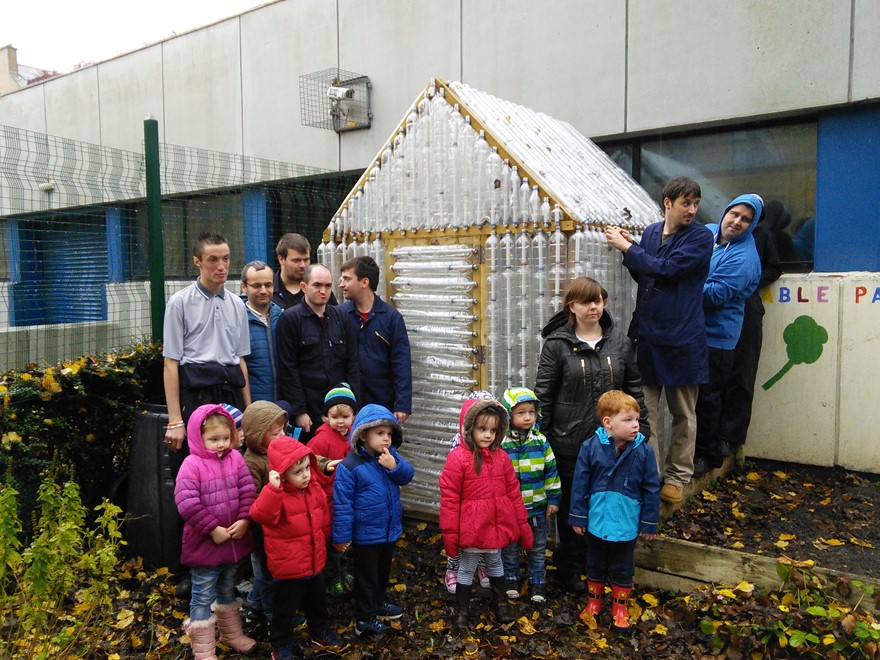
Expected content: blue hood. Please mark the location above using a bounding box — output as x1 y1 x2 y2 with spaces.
712 193 763 245
349 403 403 450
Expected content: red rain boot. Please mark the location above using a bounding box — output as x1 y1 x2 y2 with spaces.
582 581 605 617
610 584 632 634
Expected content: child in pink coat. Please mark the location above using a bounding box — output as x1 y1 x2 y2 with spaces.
439 397 533 632
174 403 256 659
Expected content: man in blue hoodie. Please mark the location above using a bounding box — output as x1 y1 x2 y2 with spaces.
692 194 763 478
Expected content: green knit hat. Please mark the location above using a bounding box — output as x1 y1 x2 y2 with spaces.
501 387 540 417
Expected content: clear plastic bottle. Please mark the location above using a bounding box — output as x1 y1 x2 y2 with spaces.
473 130 491 226
549 204 567 312
500 159 511 227
484 229 501 394
515 226 534 386
508 164 520 227
519 176 531 227
485 146 503 227
457 116 476 227
568 221 587 280
531 223 550 344
499 228 516 389
529 185 541 227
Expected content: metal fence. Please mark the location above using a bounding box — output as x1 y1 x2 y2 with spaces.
0 123 357 372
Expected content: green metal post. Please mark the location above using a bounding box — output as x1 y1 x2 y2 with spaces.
144 116 165 343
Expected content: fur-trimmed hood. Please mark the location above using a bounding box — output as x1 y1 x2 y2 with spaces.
349 403 403 450
458 397 509 451
242 400 288 454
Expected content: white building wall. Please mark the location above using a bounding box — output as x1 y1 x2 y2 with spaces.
1 1 877 170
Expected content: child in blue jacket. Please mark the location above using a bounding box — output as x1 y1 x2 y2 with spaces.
569 390 660 634
332 404 414 637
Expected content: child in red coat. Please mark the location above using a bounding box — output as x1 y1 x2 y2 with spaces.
307 382 357 596
439 397 534 632
249 437 347 658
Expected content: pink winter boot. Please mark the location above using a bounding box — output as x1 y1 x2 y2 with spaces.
212 599 257 653
184 616 218 660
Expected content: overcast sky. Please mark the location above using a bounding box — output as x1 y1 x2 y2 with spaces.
2 1 269 73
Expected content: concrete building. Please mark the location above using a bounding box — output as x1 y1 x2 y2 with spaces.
0 0 878 472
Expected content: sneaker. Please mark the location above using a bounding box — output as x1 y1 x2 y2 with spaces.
692 456 710 479
377 601 403 620
445 569 458 594
505 580 520 600
310 629 350 652
356 618 389 636
477 565 490 589
270 646 293 660
529 584 546 604
327 581 347 597
660 483 683 503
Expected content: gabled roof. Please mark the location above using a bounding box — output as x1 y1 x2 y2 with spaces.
446 80 660 227
330 77 660 237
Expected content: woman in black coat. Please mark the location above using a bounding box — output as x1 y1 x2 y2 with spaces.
534 277 649 592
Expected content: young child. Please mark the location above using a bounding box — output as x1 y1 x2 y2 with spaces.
332 404 414 637
443 390 495 594
308 382 357 597
439 396 534 632
500 387 561 604
174 404 257 658
249 436 347 658
569 390 660 634
241 400 289 620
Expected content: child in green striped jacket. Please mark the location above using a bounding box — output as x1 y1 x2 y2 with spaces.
500 387 562 604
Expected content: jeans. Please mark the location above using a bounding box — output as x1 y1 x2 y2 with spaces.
502 512 548 586
247 546 275 620
190 563 239 621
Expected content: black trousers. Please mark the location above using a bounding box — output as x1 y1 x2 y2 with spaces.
553 469 588 579
352 541 394 620
270 573 328 648
695 347 736 468
719 308 764 450
586 532 636 586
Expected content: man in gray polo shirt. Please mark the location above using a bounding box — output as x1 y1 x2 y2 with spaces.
163 231 251 452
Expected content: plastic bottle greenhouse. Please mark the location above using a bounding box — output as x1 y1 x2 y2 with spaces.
318 78 662 518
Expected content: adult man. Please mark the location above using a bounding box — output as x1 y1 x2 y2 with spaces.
276 263 360 441
718 223 782 457
339 256 412 424
604 176 714 504
240 260 283 404
163 232 251 452
272 233 337 309
692 194 764 478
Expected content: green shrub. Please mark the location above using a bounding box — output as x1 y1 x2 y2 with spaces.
0 343 163 539
0 460 125 658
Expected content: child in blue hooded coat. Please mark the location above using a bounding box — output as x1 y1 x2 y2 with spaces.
569 390 660 635
332 404 414 637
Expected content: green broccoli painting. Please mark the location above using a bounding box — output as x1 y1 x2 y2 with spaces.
762 315 829 390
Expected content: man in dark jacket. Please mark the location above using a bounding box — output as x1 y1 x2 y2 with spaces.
272 233 338 309
605 176 714 504
339 256 412 424
276 264 360 441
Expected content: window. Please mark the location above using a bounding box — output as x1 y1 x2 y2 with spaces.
600 121 817 270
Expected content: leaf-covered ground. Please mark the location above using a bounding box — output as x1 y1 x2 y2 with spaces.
663 459 880 579
99 463 880 660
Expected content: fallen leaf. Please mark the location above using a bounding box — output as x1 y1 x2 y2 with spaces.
641 593 659 607
773 471 788 480
516 616 537 635
416 522 427 531
650 623 668 635
114 609 135 629
428 619 446 632
394 583 407 592
849 537 874 548
819 538 846 547
746 472 760 481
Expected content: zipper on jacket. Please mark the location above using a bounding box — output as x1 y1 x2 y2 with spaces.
375 330 391 347
606 356 613 388
580 357 587 385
